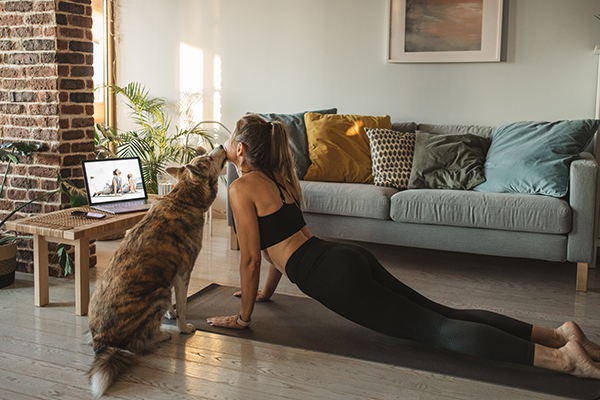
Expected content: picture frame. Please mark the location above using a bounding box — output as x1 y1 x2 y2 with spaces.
387 0 504 63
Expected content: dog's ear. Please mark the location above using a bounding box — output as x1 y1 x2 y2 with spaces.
195 146 207 156
166 166 185 179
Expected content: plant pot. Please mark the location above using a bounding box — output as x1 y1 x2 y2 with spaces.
0 242 17 288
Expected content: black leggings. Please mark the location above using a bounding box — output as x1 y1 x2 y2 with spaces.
285 237 535 365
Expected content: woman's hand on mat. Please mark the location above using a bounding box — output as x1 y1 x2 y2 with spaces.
206 315 247 329
233 290 270 302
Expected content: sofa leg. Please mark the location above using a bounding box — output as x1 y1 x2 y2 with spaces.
230 226 239 250
576 262 589 292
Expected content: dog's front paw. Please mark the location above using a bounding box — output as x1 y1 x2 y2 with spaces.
179 323 196 334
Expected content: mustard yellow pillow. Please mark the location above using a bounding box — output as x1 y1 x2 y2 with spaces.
303 113 392 183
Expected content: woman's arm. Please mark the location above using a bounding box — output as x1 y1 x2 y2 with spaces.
259 262 282 301
234 257 282 301
207 180 262 329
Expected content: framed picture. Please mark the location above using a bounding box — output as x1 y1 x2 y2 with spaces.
388 0 503 63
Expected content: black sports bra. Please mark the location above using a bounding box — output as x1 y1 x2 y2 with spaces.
256 171 306 250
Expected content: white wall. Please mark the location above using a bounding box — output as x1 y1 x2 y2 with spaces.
114 0 600 208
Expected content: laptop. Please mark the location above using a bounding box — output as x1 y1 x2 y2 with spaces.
81 157 155 214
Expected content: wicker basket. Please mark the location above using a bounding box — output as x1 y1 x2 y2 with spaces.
0 242 17 289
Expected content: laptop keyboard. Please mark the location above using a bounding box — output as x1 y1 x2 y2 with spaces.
97 199 147 209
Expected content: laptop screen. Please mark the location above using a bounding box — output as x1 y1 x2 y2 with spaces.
82 157 149 205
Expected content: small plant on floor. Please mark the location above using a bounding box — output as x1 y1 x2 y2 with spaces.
0 143 61 245
0 142 61 287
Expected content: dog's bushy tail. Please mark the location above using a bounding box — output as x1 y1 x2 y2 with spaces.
89 346 136 398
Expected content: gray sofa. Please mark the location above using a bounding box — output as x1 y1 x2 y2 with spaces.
227 122 598 291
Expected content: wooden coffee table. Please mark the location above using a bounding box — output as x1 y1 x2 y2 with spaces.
6 206 148 315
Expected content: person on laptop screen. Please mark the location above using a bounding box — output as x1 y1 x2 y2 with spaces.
92 169 123 197
124 173 137 193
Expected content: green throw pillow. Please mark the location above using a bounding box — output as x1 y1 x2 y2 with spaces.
252 108 337 179
408 131 491 190
473 120 599 197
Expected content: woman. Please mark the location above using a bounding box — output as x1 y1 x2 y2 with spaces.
207 114 600 379
122 173 137 194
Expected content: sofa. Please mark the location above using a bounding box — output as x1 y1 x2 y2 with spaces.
227 116 599 292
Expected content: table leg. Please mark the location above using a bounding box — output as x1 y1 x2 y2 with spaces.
209 205 213 236
74 238 90 316
577 262 589 292
33 235 49 307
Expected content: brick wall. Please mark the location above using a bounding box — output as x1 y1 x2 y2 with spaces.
0 0 96 276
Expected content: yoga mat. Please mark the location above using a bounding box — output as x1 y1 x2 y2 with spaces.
164 284 600 400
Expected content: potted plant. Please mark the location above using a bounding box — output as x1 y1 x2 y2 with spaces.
94 82 228 193
0 142 60 288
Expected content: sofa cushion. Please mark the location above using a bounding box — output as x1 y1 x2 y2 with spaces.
300 180 398 220
392 121 417 132
390 189 571 234
474 120 600 197
252 108 337 179
408 131 490 190
366 128 415 190
303 113 392 184
417 123 495 138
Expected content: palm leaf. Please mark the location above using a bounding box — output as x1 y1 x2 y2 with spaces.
57 244 73 276
95 123 120 143
0 151 18 165
0 142 42 158
110 83 170 139
57 174 88 207
0 142 43 197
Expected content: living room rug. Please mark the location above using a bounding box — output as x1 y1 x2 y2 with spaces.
164 283 600 400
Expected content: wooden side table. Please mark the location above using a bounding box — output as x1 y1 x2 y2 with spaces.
6 206 147 315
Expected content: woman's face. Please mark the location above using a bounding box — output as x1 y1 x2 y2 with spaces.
224 131 238 163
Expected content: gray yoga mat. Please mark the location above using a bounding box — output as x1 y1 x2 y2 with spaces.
164 283 600 400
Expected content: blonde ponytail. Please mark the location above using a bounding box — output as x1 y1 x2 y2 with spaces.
233 114 304 204
269 121 303 205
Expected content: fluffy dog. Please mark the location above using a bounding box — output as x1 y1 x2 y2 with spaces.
87 146 226 397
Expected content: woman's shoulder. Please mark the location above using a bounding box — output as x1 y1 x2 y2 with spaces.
229 172 266 195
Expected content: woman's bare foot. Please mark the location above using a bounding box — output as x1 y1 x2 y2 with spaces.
559 341 600 379
557 322 600 362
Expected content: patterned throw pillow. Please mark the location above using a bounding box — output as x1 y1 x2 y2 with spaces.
366 128 416 190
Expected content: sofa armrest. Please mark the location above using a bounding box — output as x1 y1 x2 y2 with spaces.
226 162 239 227
567 152 598 264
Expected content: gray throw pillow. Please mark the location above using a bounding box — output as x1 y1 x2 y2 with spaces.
252 108 338 179
408 131 491 190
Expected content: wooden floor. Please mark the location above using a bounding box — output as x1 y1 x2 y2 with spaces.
1 218 599 400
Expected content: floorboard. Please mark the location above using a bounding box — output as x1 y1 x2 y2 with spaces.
0 218 596 399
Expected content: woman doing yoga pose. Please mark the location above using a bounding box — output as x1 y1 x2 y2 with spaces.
207 114 600 379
